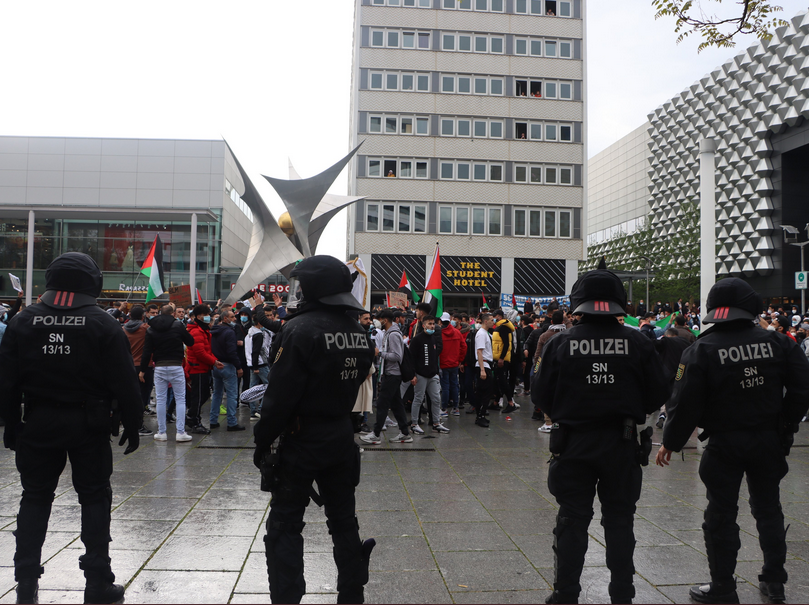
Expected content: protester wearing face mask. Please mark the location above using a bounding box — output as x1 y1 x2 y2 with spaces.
185 303 225 434
439 312 467 417
408 315 450 434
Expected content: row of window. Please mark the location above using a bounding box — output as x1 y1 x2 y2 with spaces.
513 207 573 238
366 157 575 185
440 32 505 54
369 0 573 18
369 28 575 59
366 202 428 233
369 113 575 141
225 180 253 223
586 217 647 246
515 38 572 58
365 70 577 100
370 29 431 49
363 202 573 238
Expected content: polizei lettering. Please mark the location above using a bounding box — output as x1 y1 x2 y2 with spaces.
32 315 86 327
717 342 774 365
324 332 369 350
569 338 629 356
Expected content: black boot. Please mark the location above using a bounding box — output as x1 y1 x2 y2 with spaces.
15 578 38 604
689 583 739 604
83 582 125 604
546 590 578 604
759 581 785 604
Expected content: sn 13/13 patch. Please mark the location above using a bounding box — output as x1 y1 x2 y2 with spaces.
274 347 283 364
675 364 685 381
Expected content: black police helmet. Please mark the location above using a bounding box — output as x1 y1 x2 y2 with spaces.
569 270 627 316
702 278 761 324
290 255 366 312
39 252 103 309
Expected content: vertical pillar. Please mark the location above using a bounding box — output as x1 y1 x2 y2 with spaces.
25 210 34 306
190 213 198 304
699 139 717 322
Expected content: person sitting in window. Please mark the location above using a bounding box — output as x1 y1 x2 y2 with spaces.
519 133 526 139
533 91 542 98
519 91 527 97
386 170 396 177
546 8 555 15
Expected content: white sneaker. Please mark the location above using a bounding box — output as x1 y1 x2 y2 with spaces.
410 424 424 435
538 424 552 433
390 433 414 443
176 432 192 442
384 417 398 427
432 423 450 434
153 432 167 442
360 432 382 445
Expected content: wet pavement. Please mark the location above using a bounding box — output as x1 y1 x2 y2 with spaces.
1 390 809 604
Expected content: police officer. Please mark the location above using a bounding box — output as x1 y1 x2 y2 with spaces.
0 253 142 605
656 278 809 605
532 269 668 604
253 256 375 604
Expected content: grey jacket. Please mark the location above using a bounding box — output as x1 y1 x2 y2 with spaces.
379 323 404 376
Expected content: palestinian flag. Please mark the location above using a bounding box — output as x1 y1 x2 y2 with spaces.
512 293 518 309
398 270 420 303
140 235 164 303
481 293 489 310
423 243 443 317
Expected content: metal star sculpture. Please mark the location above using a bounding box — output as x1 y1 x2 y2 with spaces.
223 141 364 304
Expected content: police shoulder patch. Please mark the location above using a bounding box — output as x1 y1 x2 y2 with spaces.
533 357 541 374
274 347 283 364
675 363 685 381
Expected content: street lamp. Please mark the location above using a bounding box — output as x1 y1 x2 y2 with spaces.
780 224 809 315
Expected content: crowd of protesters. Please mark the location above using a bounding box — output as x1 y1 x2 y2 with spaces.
1 288 807 440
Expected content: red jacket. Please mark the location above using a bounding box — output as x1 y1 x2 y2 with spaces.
186 321 218 374
439 323 467 369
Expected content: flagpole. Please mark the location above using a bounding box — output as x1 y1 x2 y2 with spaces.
125 272 143 304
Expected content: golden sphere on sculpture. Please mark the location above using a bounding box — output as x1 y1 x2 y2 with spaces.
278 212 295 236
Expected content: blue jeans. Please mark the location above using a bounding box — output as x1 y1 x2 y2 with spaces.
249 365 270 413
211 362 239 427
440 367 459 410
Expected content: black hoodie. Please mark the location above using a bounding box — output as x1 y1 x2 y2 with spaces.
409 330 440 378
141 313 194 371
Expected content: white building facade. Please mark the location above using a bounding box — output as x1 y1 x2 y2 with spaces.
347 0 586 310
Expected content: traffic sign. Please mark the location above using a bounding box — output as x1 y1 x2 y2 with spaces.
796 272 808 290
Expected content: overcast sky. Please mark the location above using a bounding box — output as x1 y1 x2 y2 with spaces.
1 0 806 260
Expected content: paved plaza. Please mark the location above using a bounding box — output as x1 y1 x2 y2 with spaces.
1 391 809 604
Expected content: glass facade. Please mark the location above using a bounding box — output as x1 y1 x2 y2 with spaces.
0 215 231 301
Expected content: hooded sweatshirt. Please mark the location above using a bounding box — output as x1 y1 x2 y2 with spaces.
123 319 149 366
141 313 195 371
492 318 515 363
439 323 467 369
410 330 440 378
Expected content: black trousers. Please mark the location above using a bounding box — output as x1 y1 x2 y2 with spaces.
265 434 367 604
494 363 513 403
139 366 154 412
699 430 789 587
548 429 641 601
372 374 409 437
187 372 211 427
474 367 494 418
14 404 114 583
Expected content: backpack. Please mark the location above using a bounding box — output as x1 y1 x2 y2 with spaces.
399 344 416 383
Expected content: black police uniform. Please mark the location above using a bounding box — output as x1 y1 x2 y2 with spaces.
531 270 669 604
253 256 375 604
0 253 142 604
662 278 809 604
